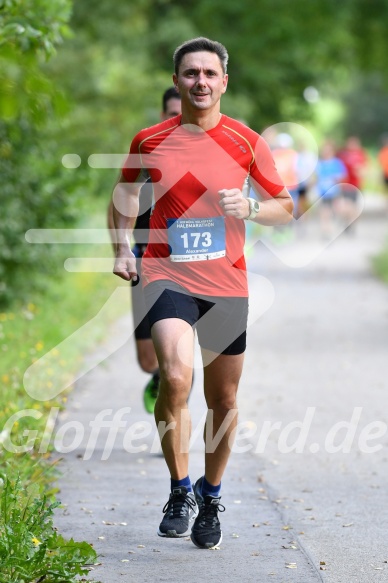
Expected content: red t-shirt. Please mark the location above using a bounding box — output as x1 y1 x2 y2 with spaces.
337 147 367 189
378 146 388 177
122 114 284 297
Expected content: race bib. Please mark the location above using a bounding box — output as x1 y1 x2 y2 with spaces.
167 217 226 262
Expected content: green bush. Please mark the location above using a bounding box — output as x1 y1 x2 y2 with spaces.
0 0 81 308
0 119 88 307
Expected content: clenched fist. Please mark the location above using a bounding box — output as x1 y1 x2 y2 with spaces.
218 189 250 219
113 249 138 282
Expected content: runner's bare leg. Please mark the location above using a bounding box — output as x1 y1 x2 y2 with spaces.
135 338 158 373
201 350 244 485
151 318 194 479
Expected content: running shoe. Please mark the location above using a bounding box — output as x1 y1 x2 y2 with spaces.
191 478 225 549
143 375 159 414
192 476 205 511
157 486 198 537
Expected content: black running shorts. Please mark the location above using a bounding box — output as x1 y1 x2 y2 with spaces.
131 251 152 341
143 279 248 355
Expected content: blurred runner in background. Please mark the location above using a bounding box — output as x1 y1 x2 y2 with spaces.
295 141 316 219
337 136 368 231
378 134 388 212
315 140 347 238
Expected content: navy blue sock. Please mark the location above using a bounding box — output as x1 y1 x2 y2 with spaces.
201 476 221 498
171 475 192 492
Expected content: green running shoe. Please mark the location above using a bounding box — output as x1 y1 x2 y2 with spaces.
143 375 159 414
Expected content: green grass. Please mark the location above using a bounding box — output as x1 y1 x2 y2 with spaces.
373 241 388 283
0 238 127 463
0 204 126 582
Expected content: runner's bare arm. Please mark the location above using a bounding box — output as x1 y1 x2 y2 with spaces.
250 187 294 225
112 172 144 281
107 199 115 249
219 187 293 225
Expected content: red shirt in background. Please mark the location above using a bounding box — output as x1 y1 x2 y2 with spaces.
337 140 368 190
378 146 388 179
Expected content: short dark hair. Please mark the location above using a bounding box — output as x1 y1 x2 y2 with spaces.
162 86 181 113
173 37 228 75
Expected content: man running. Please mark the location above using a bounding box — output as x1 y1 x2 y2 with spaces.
337 136 368 231
378 134 388 212
112 37 293 549
108 87 182 414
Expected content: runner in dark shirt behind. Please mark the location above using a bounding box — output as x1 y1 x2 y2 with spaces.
107 87 182 413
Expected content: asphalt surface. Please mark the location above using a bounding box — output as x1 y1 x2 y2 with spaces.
54 194 388 582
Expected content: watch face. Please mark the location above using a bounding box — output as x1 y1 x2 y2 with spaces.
253 200 260 213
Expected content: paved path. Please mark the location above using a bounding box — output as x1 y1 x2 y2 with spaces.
55 195 388 582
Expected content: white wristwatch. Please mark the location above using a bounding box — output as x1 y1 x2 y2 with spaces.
245 197 260 220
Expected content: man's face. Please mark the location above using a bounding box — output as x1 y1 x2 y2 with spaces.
173 51 228 112
161 97 182 121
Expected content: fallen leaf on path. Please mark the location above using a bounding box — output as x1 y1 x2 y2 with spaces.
286 562 297 569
